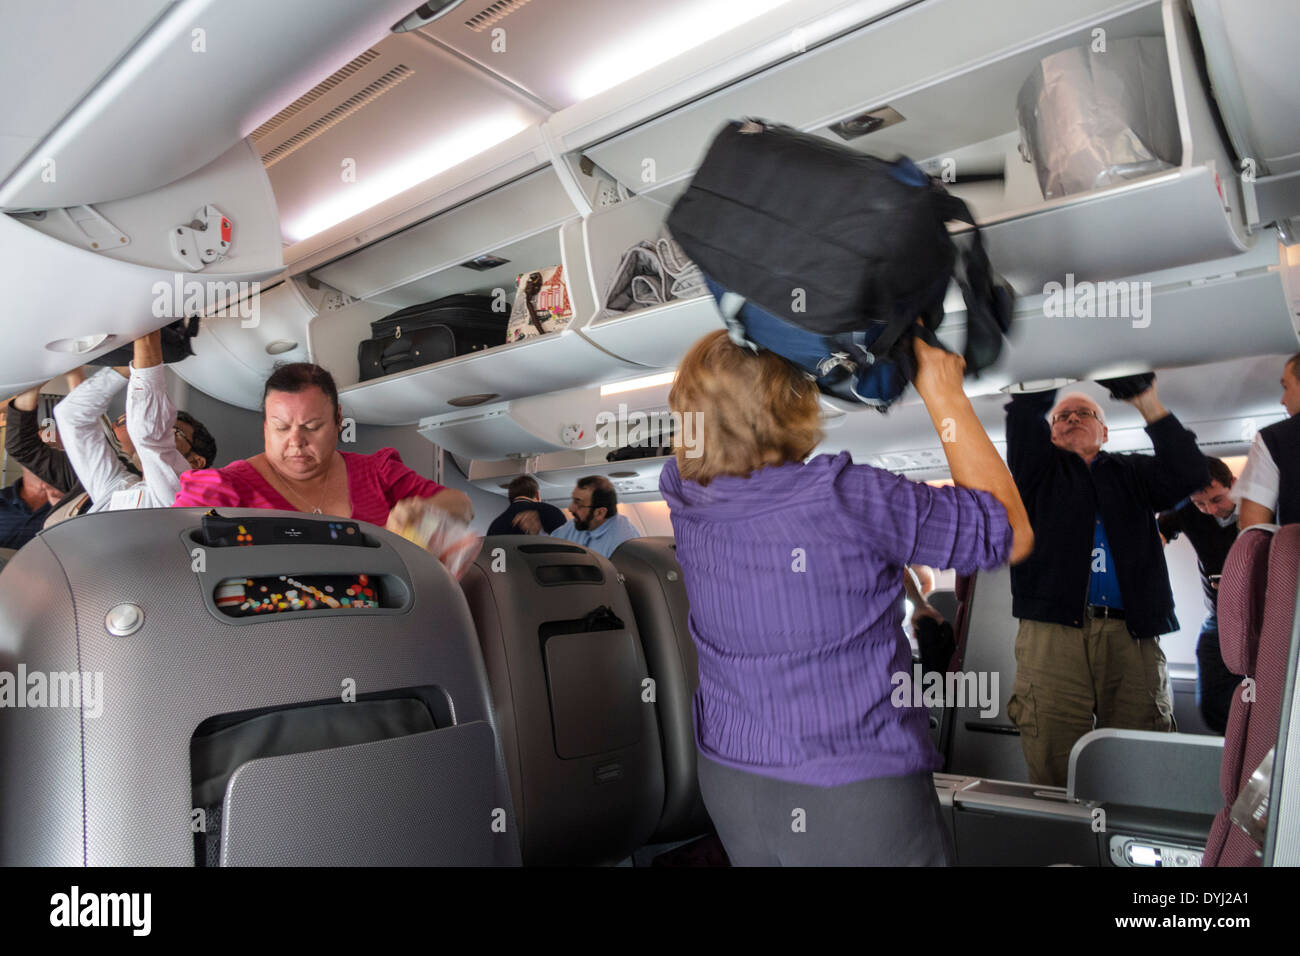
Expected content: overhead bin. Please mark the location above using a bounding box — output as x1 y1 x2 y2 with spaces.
170 279 317 412
18 139 284 277
320 194 655 423
309 167 578 308
338 330 642 426
0 137 286 394
584 0 1250 288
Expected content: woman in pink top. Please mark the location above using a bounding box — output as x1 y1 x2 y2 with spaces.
173 363 472 529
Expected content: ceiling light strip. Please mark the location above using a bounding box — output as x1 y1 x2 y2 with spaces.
600 371 677 396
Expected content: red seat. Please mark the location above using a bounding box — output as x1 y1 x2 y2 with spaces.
1204 526 1298 866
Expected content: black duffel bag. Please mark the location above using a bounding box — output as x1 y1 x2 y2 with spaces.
88 317 200 367
358 293 508 381
666 119 1014 396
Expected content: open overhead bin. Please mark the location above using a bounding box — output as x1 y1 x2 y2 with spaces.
169 279 319 412
582 0 1252 292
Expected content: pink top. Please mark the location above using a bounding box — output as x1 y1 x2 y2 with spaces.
173 447 445 526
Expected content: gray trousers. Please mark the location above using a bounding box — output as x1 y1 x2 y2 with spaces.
697 754 953 866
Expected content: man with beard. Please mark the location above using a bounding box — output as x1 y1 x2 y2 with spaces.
1003 376 1207 785
545 475 642 558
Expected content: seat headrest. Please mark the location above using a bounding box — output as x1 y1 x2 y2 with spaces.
1262 524 1300 655
1219 528 1275 676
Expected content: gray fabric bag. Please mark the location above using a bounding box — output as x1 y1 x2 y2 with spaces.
1017 36 1182 199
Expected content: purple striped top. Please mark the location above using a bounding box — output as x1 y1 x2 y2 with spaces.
660 452 1013 786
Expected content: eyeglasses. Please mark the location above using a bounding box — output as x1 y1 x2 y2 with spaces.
569 500 592 513
1051 408 1102 425
173 425 193 454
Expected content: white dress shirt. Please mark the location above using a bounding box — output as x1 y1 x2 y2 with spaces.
54 365 186 512
1231 432 1279 514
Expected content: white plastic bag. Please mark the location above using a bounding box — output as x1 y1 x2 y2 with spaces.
394 507 482 579
1016 37 1181 199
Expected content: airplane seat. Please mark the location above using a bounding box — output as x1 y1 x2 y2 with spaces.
946 573 975 672
609 536 712 844
927 589 959 627
945 566 1028 782
0 547 17 574
0 508 519 866
921 575 970 762
1204 525 1295 867
460 536 665 865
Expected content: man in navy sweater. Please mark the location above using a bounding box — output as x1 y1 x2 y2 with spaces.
1005 375 1207 785
486 475 566 537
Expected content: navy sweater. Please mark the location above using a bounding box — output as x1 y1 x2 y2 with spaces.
1006 390 1208 638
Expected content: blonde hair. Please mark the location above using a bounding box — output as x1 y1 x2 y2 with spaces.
669 331 823 486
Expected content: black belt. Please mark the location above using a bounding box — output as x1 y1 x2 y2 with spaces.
1086 604 1126 621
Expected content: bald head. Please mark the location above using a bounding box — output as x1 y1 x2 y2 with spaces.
1049 392 1108 462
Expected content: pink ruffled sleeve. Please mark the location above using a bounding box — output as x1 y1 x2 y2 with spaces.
173 466 243 508
372 447 444 507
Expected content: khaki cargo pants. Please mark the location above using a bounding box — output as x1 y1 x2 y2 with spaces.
1006 618 1175 787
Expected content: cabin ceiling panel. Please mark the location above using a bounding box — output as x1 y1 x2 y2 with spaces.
0 0 170 183
417 0 800 112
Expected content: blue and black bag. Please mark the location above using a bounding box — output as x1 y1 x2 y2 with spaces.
667 119 1015 409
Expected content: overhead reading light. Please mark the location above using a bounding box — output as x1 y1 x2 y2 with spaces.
265 340 299 355
829 106 905 141
461 254 510 272
392 0 466 33
571 0 794 99
600 371 676 396
287 114 531 241
46 334 112 354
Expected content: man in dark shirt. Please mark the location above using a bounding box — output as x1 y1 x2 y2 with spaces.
5 373 93 521
486 475 567 536
0 466 62 549
1157 457 1242 733
1005 376 1207 785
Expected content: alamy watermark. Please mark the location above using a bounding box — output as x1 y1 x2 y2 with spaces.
891 664 999 718
1042 273 1151 329
594 403 703 459
0 666 104 718
151 274 261 328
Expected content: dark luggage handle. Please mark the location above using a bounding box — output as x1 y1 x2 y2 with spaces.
523 272 548 335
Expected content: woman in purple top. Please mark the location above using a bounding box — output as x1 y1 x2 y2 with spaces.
660 330 1033 865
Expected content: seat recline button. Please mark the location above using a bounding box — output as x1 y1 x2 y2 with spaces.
105 603 144 636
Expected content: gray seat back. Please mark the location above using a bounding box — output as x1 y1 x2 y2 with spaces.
945 566 1027 782
610 536 711 843
461 535 665 865
0 508 519 866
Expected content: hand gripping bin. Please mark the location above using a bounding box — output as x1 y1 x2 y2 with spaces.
0 509 520 866
460 537 665 865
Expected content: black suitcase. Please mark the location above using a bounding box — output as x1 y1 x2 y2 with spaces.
357 294 508 381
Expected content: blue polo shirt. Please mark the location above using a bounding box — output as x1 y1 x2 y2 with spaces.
550 513 642 558
1088 513 1124 609
0 478 52 550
